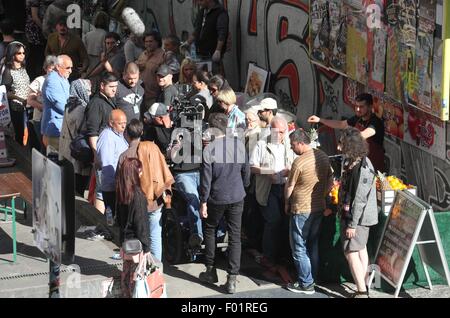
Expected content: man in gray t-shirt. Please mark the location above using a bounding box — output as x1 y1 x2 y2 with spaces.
115 62 144 123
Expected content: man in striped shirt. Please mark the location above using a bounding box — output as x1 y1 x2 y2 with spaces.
284 129 333 294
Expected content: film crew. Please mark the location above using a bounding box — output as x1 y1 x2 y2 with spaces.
115 62 144 123
142 102 173 153
187 0 229 75
199 112 250 294
88 32 126 80
162 34 181 82
156 64 179 110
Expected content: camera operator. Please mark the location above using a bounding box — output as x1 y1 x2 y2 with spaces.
169 99 206 251
142 102 173 153
156 64 179 109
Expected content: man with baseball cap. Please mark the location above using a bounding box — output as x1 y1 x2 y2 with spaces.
156 64 179 109
142 102 173 153
251 97 278 128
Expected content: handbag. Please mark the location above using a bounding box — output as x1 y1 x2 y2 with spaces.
70 133 93 164
146 253 166 298
132 255 150 298
132 253 166 298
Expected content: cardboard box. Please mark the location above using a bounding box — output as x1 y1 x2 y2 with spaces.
377 187 417 215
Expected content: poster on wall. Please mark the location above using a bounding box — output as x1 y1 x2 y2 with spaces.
370 90 405 140
310 0 330 65
418 0 436 22
346 7 368 84
432 38 443 115
328 1 347 72
398 0 417 47
385 26 404 102
244 63 269 97
403 105 446 160
343 77 365 107
368 26 387 92
415 21 434 112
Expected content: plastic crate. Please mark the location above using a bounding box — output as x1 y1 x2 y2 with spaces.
376 187 417 215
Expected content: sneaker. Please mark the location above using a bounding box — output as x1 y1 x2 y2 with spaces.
199 266 218 284
189 233 203 249
286 282 315 295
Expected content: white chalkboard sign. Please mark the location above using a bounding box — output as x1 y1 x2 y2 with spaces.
371 190 450 297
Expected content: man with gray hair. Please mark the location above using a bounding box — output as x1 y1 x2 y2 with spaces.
284 129 333 294
41 54 72 151
249 116 296 270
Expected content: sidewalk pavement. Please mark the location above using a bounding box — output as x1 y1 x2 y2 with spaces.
1 137 449 298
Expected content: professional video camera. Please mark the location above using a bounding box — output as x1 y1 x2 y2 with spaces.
172 88 206 129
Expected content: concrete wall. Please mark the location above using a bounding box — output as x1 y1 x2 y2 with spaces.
130 0 450 212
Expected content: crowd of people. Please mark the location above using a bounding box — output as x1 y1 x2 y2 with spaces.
0 0 385 298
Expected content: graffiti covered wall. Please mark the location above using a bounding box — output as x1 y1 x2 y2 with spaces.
135 0 450 212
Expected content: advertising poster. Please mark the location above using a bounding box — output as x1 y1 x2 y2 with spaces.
404 46 418 105
244 63 269 97
370 90 404 140
403 105 446 160
415 18 435 111
398 0 417 47
310 0 330 65
343 77 365 107
432 38 443 115
376 191 424 286
368 26 387 92
418 0 436 22
385 20 404 101
346 11 368 84
329 1 347 72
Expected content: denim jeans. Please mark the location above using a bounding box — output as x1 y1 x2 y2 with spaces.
289 212 323 287
261 184 285 261
204 200 244 275
174 171 203 239
148 208 162 261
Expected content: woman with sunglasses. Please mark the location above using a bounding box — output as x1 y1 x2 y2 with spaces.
1 42 30 145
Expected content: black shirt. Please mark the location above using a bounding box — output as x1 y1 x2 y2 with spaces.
116 79 144 124
347 113 384 147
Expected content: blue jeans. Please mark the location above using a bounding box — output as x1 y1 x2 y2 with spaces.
289 212 323 287
148 208 162 261
174 171 203 239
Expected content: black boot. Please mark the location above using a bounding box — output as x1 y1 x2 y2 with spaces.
199 266 218 284
225 274 237 294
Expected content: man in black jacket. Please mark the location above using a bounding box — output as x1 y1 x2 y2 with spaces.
85 72 119 166
188 0 229 75
198 113 250 294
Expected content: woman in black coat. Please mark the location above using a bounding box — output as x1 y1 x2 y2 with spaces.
116 157 150 298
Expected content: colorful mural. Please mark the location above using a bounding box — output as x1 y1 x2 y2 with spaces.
136 0 450 212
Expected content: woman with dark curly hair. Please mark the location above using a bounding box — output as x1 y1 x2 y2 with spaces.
338 127 378 298
1 41 30 145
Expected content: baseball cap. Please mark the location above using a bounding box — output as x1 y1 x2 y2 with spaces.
251 97 278 111
156 64 172 77
146 102 168 119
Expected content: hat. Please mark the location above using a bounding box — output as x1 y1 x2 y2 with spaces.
147 102 168 118
251 97 278 111
156 64 172 77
